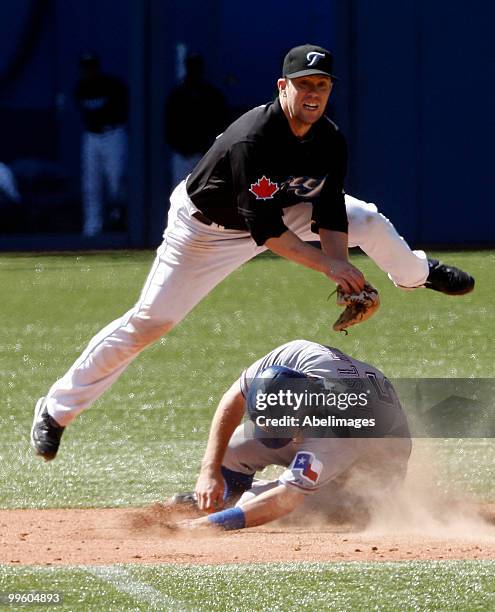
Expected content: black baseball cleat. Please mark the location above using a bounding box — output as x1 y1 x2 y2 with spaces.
169 492 198 508
424 258 475 295
30 398 65 461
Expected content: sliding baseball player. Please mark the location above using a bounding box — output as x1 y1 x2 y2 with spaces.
175 339 411 531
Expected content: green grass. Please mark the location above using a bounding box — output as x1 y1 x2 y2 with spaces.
1 250 493 508
1 250 494 609
0 561 494 611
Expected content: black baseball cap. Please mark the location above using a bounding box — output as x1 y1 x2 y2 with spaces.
282 44 338 80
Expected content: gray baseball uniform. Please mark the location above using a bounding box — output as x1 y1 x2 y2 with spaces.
224 339 411 496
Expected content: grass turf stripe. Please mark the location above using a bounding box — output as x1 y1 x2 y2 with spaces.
89 565 191 611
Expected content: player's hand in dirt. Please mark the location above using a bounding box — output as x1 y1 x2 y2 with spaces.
325 258 365 294
176 517 212 530
195 469 225 512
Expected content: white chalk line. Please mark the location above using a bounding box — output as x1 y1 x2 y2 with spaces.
89 565 191 611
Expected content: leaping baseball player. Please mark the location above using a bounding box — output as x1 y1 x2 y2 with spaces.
172 339 411 531
31 43 473 462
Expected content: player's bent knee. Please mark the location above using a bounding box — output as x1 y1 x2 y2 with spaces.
126 314 176 346
363 210 383 228
352 209 392 242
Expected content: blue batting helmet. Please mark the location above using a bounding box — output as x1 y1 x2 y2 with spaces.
246 365 308 442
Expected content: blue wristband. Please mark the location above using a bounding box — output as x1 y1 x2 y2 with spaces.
207 507 246 530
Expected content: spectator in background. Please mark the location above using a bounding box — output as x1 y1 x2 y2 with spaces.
165 52 229 188
0 161 21 207
74 52 128 237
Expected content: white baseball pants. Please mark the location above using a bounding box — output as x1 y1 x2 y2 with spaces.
46 181 428 425
81 126 127 237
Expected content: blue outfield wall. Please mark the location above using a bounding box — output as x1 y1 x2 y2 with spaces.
330 0 495 245
0 0 493 248
418 1 494 244
136 0 495 246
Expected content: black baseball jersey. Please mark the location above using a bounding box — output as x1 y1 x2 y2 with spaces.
186 98 348 246
75 74 128 133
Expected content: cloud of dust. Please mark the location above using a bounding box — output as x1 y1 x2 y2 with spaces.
277 440 495 543
363 442 495 540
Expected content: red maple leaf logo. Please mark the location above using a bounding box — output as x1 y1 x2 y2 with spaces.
249 175 279 200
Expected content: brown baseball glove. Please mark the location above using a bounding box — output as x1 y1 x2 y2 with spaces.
332 281 380 333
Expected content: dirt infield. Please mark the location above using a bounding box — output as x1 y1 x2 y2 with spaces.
1 502 495 566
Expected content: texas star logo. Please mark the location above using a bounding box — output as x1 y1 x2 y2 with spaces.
291 452 323 484
249 176 279 200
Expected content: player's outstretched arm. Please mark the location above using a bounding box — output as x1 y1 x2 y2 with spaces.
195 380 246 512
266 230 364 293
235 484 305 527
179 484 304 530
